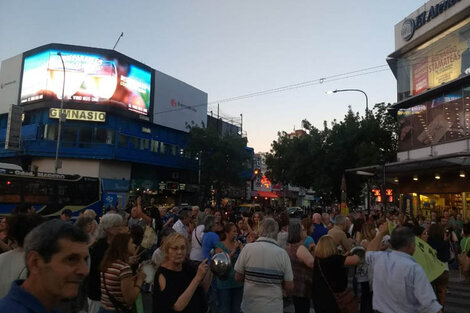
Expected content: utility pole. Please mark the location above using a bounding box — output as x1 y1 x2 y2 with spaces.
54 52 66 174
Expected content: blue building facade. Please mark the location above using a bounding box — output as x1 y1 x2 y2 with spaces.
0 43 252 207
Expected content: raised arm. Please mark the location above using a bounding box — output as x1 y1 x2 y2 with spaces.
367 222 388 252
162 260 209 312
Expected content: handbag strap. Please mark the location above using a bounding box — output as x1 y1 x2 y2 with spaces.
194 229 202 247
316 257 338 300
101 271 131 313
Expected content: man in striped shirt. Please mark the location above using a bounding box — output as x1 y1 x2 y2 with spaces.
235 218 293 313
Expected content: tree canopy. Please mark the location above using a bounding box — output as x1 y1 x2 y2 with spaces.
186 126 251 205
265 102 397 205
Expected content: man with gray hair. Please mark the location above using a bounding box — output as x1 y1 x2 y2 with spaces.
0 219 89 312
172 209 191 238
328 214 353 253
366 226 442 313
235 218 293 313
86 213 124 313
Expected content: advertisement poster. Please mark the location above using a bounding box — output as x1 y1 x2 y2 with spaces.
20 49 152 116
412 57 429 95
409 25 469 96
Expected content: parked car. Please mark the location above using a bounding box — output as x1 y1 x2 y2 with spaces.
286 206 304 217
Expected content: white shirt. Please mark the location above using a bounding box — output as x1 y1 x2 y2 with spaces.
366 250 442 313
0 248 27 298
151 248 165 269
235 237 293 313
190 225 205 261
172 219 188 238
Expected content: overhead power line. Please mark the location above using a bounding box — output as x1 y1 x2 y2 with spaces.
156 64 389 115
156 47 469 115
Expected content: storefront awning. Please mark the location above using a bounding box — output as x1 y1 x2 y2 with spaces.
255 191 279 198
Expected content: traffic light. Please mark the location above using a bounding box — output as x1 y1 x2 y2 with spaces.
371 189 382 203
385 189 394 203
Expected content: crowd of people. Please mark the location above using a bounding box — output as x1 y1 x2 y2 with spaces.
0 200 469 313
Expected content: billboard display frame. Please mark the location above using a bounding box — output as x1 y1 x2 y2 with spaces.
17 43 155 122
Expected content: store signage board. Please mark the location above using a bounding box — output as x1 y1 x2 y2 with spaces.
5 104 23 150
401 0 461 41
49 108 106 122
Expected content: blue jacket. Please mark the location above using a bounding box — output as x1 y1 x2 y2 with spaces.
0 280 58 313
312 223 328 243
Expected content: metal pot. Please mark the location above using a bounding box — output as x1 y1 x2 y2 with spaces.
210 251 231 280
350 245 366 263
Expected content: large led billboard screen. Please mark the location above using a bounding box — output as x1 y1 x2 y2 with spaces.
20 46 152 116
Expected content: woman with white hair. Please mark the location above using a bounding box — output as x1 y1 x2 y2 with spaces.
83 209 99 243
86 213 125 313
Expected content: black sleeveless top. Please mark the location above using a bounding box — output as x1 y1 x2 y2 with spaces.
152 262 206 313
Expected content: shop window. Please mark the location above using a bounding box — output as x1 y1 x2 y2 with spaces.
161 143 168 155
95 128 107 144
62 127 78 147
94 129 115 145
118 134 127 148
140 138 150 150
78 127 92 147
151 140 160 153
44 124 58 141
128 136 138 149
396 19 470 101
170 145 177 156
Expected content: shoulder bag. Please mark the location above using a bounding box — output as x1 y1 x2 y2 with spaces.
141 225 157 249
316 258 358 313
101 272 136 313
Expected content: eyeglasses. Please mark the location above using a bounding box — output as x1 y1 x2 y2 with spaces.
169 246 186 252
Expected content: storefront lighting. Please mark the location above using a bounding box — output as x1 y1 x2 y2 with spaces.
434 174 441 180
413 175 418 181
460 171 466 178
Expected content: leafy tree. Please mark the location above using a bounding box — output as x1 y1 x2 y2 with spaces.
186 126 251 206
265 102 397 206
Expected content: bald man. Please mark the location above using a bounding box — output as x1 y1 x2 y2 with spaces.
311 213 328 243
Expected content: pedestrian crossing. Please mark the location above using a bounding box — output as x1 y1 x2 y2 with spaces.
444 271 470 313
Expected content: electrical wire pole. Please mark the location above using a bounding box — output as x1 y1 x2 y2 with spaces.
54 52 66 174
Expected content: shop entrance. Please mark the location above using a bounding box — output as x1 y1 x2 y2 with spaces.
400 192 470 219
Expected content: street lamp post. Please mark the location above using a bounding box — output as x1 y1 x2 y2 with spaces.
327 88 371 213
54 52 66 174
326 89 369 116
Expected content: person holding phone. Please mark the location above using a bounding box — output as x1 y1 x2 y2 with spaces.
99 232 145 313
153 232 212 313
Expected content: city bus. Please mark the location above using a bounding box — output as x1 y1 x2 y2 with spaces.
0 166 101 216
